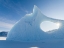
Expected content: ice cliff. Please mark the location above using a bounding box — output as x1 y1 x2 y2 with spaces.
6 5 64 42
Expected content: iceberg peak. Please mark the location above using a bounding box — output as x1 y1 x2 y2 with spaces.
6 5 64 42
33 5 41 14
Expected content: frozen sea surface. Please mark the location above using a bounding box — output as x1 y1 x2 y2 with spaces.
0 40 64 48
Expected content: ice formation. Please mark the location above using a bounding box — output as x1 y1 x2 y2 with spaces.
40 21 60 32
6 5 64 42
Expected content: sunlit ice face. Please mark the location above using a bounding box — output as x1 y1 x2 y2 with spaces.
56 22 60 28
40 21 61 32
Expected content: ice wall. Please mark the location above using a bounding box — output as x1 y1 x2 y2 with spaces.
6 5 64 42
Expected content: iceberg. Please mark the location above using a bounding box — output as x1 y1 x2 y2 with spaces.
6 5 64 42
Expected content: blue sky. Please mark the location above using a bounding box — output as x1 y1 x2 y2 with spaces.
0 0 64 31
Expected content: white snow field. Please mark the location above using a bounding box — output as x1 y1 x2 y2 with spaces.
6 5 64 42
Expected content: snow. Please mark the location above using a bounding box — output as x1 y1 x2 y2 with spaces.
6 5 64 42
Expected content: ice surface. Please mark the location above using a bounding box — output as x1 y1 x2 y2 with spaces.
40 21 60 32
6 5 64 42
0 40 64 48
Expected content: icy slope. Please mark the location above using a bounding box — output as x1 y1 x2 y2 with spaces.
7 5 64 42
